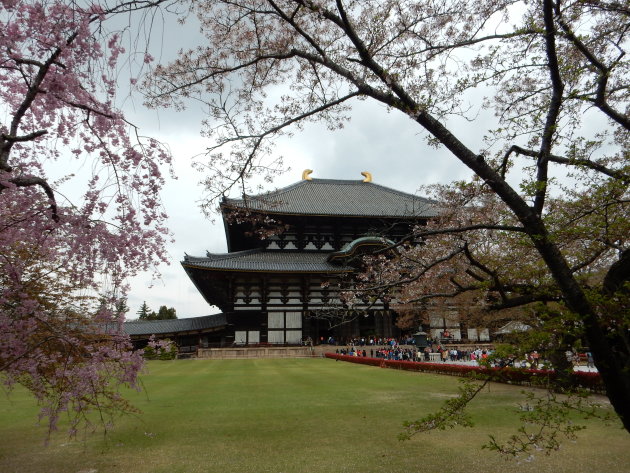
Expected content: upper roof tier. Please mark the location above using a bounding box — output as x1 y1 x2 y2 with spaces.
222 178 438 218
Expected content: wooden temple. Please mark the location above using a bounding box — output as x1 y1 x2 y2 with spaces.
181 172 442 347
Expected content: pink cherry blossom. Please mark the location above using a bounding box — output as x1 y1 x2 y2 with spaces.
1 0 172 436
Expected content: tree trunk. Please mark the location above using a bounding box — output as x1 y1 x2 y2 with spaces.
411 111 630 434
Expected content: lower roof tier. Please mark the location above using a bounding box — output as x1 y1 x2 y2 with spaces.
123 314 227 336
182 250 356 311
182 249 353 273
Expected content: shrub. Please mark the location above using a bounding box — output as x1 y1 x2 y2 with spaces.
324 353 604 393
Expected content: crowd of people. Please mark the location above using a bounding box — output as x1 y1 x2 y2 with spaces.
328 335 598 373
334 343 493 363
323 336 417 347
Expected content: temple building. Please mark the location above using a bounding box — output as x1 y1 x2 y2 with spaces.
180 171 441 347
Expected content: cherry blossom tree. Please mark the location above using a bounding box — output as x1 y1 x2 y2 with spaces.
144 0 629 437
1 0 173 435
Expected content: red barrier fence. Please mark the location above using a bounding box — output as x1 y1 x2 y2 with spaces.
325 353 604 393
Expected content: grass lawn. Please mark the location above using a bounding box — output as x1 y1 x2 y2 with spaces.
0 358 628 473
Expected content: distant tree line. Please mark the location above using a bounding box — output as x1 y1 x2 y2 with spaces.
136 301 177 320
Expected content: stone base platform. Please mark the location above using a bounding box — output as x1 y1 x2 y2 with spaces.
197 346 315 359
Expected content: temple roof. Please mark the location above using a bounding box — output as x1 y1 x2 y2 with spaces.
182 249 353 273
222 178 438 218
327 236 397 262
123 314 227 336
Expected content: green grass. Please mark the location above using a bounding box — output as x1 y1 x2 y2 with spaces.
1 358 628 473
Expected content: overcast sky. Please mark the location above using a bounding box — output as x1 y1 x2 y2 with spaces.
115 8 483 319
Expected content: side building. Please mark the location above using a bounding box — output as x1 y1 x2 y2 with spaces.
182 172 449 347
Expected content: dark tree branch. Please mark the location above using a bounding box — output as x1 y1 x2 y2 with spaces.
570 246 609 274
465 268 487 282
415 223 527 238
578 0 630 16
535 0 565 215
1 130 48 144
489 293 561 310
1 176 60 222
9 33 78 139
500 145 630 183
462 242 508 302
207 90 361 197
555 8 630 131
603 247 630 294
360 247 467 294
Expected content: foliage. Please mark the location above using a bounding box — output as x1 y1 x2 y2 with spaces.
400 377 482 435
482 389 606 460
137 301 153 320
137 302 177 320
0 0 172 436
325 353 605 392
143 336 177 359
144 0 630 444
156 305 177 319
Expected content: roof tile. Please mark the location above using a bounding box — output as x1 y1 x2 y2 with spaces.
123 314 227 336
182 250 352 273
223 178 438 218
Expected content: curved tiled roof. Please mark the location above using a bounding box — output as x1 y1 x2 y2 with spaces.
123 313 227 336
222 179 438 218
336 236 396 254
328 236 397 262
182 249 352 273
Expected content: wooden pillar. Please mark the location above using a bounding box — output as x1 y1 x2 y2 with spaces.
260 276 269 311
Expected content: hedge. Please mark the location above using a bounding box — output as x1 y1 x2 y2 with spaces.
325 353 604 393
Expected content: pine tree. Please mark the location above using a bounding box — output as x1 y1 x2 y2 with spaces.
137 301 152 320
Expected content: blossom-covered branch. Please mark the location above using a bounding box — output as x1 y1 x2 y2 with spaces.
1 0 174 435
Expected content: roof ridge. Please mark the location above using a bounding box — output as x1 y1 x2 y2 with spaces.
184 249 262 262
366 181 436 203
205 248 261 259
124 313 223 324
224 179 310 203
224 178 433 202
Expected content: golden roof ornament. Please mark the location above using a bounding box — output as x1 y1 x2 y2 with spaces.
302 169 313 180
361 171 372 183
